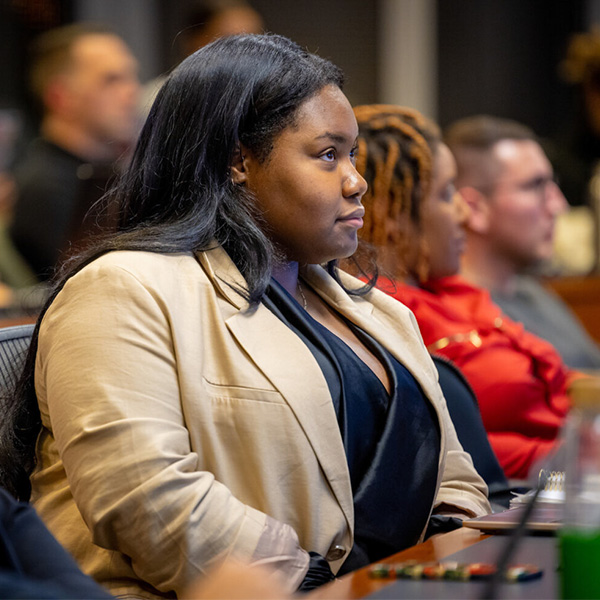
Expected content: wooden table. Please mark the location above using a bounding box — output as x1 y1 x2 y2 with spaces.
309 527 489 599
0 314 37 328
544 275 600 343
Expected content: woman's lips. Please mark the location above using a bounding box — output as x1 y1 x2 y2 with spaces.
338 208 365 228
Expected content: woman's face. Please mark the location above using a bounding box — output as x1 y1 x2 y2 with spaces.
236 85 367 265
421 143 470 280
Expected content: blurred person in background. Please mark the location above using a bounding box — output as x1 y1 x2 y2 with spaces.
139 0 264 117
445 115 600 371
354 105 583 479
0 108 43 312
9 23 140 282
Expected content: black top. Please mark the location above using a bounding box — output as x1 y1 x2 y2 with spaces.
10 138 116 280
264 279 440 573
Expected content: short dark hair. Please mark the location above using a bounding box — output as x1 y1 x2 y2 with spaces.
28 22 115 104
444 115 536 151
444 115 537 188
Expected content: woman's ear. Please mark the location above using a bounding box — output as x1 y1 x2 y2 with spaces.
458 186 491 234
230 145 248 185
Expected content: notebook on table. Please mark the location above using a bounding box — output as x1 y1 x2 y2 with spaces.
509 470 565 507
464 469 564 533
462 503 563 534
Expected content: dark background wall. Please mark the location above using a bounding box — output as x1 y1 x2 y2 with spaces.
0 0 75 167
0 0 596 152
0 0 73 111
251 0 379 107
134 0 596 136
155 0 379 108
437 0 586 136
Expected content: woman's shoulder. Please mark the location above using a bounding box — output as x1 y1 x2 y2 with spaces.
70 250 202 288
41 251 221 338
86 249 196 271
45 251 216 317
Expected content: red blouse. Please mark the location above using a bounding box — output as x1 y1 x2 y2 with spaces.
378 275 576 479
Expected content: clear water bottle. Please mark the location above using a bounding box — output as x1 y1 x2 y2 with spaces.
560 378 600 599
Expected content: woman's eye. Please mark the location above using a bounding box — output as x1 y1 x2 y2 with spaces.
321 149 336 162
442 183 456 202
350 146 358 163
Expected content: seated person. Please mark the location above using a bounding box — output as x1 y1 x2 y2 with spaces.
10 23 140 281
1 35 489 599
353 104 583 480
139 0 264 118
444 115 600 371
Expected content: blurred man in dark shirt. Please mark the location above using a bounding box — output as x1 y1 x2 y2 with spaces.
10 23 140 281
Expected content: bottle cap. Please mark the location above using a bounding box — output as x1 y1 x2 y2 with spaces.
569 378 600 408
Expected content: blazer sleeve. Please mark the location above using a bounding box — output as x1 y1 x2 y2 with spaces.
35 261 309 595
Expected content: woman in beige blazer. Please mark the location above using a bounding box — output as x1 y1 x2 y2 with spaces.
2 34 489 598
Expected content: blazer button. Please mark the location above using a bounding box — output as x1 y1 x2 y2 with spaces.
327 544 346 561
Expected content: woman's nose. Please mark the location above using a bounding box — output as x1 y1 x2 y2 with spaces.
343 164 368 200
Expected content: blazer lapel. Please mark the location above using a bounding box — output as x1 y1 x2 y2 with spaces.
302 265 441 402
196 249 355 528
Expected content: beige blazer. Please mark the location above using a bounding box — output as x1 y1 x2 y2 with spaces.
31 247 489 599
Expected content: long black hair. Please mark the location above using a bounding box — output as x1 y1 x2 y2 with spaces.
0 33 366 500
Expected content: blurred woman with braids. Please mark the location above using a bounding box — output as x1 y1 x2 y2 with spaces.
354 104 584 480
0 37 488 598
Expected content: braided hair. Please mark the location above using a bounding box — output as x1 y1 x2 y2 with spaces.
353 105 441 281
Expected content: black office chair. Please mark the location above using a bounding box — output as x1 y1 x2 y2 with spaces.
432 355 524 509
0 324 35 497
0 324 35 396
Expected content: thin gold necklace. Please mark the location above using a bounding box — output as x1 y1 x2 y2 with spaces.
297 280 308 310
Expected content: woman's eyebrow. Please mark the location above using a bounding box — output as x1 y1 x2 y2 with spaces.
314 132 350 144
